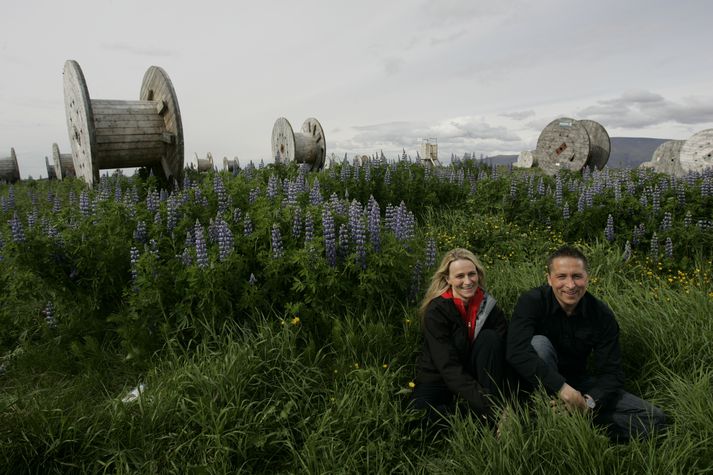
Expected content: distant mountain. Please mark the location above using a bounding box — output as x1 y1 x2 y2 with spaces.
476 137 670 169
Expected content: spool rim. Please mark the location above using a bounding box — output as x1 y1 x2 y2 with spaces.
301 118 326 171
45 156 56 180
271 117 296 164
10 148 20 182
140 66 184 184
579 120 611 170
63 60 97 185
52 143 64 180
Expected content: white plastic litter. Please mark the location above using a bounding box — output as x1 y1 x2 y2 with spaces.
121 383 146 404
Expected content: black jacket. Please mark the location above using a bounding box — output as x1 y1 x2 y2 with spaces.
415 291 508 411
506 285 625 408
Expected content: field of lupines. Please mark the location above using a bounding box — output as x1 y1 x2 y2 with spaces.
1 157 712 473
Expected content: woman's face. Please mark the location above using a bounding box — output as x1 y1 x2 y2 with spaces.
446 258 479 301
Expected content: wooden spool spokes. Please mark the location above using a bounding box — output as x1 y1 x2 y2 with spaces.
45 156 57 180
63 60 184 186
271 117 326 171
535 118 590 175
0 148 21 183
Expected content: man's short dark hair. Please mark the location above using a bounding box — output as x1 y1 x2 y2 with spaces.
547 245 589 273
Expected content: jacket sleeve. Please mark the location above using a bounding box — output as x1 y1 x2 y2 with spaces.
587 304 625 408
506 290 566 394
422 302 490 414
488 305 508 339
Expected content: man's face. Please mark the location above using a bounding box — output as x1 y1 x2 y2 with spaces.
547 256 589 315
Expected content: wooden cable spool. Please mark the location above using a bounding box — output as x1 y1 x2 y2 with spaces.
534 118 590 175
642 140 685 176
579 120 610 170
223 157 239 172
52 143 76 180
63 60 184 186
271 117 326 171
679 129 713 173
513 150 535 168
195 152 214 172
0 148 21 183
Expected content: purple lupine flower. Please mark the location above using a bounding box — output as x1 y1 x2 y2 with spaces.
425 237 437 268
677 185 686 206
585 187 593 208
0 197 7 213
537 178 545 196
309 178 322 206
153 210 161 226
702 177 712 198
8 212 25 242
555 175 563 206
271 224 284 259
133 220 147 243
159 189 168 202
286 180 298 206
352 164 360 182
214 174 229 213
216 216 234 262
292 207 302 239
510 180 517 199
338 223 349 262
304 211 314 244
43 301 57 330
146 188 159 213
267 174 279 200
348 200 362 243
352 214 366 269
26 208 37 231
563 202 570 220
650 232 659 261
194 221 209 268
383 166 391 186
243 214 253 236
577 192 585 213
604 214 615 242
248 187 260 204
7 185 15 209
322 208 337 267
665 237 673 258
385 204 396 231
639 192 648 208
79 190 90 217
651 186 660 214
364 160 371 183
684 211 692 227
259 158 265 169
368 198 381 253
233 207 242 224
660 212 672 231
248 273 257 285
166 196 178 233
114 184 123 202
622 240 632 262
130 246 140 281
340 162 350 182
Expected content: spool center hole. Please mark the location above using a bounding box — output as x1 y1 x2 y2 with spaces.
280 144 285 154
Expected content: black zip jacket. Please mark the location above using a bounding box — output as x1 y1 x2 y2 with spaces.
506 285 625 408
415 291 508 411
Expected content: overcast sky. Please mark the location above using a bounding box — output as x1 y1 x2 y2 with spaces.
2 0 712 178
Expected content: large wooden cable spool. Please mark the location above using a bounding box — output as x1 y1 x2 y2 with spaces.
223 157 239 172
534 118 590 175
52 143 76 180
644 140 685 176
195 153 214 172
679 129 713 173
513 150 535 168
63 60 184 186
0 148 21 183
271 117 326 171
579 120 610 170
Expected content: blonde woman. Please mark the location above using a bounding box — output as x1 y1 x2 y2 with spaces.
411 248 508 425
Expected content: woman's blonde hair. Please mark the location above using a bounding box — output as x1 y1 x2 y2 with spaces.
418 248 486 319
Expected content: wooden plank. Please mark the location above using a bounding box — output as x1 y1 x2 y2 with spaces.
96 141 164 152
95 126 165 136
94 118 164 129
95 134 162 144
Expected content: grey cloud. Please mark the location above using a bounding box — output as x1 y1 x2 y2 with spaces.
383 57 405 75
337 117 525 155
579 90 713 128
101 42 177 57
500 110 536 120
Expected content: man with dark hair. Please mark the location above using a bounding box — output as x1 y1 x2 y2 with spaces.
506 245 666 441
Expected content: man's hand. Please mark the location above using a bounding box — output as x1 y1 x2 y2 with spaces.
557 383 587 412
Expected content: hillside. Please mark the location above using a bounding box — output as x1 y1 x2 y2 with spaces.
478 137 671 169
